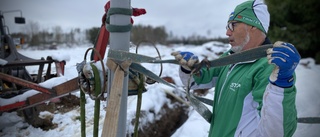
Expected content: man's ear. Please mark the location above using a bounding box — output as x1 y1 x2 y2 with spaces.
251 26 258 30
250 26 262 34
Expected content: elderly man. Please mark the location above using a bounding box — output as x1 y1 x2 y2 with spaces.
172 0 299 136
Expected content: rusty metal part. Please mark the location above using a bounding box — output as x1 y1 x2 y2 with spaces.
0 72 55 95
0 77 79 112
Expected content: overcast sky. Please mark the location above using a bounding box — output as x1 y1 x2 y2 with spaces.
1 0 247 38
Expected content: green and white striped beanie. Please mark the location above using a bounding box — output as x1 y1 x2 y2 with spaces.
228 0 270 34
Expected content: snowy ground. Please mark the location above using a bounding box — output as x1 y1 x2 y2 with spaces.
1 42 320 137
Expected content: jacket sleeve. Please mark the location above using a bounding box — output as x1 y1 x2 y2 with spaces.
258 82 297 136
179 67 220 90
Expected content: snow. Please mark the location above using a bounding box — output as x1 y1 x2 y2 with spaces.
1 42 320 137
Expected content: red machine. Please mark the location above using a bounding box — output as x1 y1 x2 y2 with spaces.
0 10 79 113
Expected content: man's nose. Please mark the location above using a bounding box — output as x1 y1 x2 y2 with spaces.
226 29 232 36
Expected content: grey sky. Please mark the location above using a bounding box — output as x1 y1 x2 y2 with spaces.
1 0 247 38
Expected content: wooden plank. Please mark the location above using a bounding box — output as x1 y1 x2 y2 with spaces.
102 60 130 137
0 72 54 95
0 77 79 112
53 77 79 95
27 93 52 105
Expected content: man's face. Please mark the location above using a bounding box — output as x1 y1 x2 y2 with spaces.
226 21 250 53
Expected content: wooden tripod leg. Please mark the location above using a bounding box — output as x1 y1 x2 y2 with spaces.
102 59 131 137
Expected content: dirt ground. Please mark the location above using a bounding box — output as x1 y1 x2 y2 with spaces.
17 94 80 130
128 94 189 137
18 92 189 137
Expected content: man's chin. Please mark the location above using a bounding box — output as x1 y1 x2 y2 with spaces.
231 46 243 53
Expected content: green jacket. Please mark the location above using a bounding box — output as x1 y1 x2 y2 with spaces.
179 50 297 137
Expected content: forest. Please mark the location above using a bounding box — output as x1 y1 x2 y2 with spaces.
10 0 320 63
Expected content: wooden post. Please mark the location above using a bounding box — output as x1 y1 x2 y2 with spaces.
102 60 131 137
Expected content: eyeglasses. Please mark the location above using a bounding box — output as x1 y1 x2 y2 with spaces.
226 21 240 32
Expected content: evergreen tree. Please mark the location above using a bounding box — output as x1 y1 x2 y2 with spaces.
265 0 320 63
86 27 100 45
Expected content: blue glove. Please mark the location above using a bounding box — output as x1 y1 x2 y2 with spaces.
171 51 199 71
267 41 301 87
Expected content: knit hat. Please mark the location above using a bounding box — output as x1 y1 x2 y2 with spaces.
228 0 270 34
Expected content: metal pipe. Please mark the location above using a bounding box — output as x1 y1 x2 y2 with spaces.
0 10 23 35
107 0 131 136
1 10 23 17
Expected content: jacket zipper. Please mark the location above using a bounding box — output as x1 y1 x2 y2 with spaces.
217 64 236 104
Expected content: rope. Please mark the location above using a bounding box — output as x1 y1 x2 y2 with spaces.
133 73 145 137
91 64 101 137
135 40 163 84
81 48 107 100
132 41 161 136
298 117 320 124
78 47 106 137
107 44 276 123
106 7 132 32
80 88 86 137
107 8 132 16
186 70 212 123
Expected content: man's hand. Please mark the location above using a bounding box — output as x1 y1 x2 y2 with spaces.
171 51 199 71
267 41 301 88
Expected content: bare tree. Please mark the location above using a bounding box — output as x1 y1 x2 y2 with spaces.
68 29 75 45
52 26 63 44
24 21 40 46
25 21 40 36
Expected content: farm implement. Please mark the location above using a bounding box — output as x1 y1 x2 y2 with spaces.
0 10 79 114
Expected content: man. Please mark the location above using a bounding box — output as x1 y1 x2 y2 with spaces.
172 0 299 136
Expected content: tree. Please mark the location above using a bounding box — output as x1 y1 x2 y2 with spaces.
130 25 168 45
52 26 63 44
86 27 100 45
66 29 75 45
265 0 320 63
25 21 40 46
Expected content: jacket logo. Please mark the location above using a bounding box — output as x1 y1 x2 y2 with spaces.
230 82 241 91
